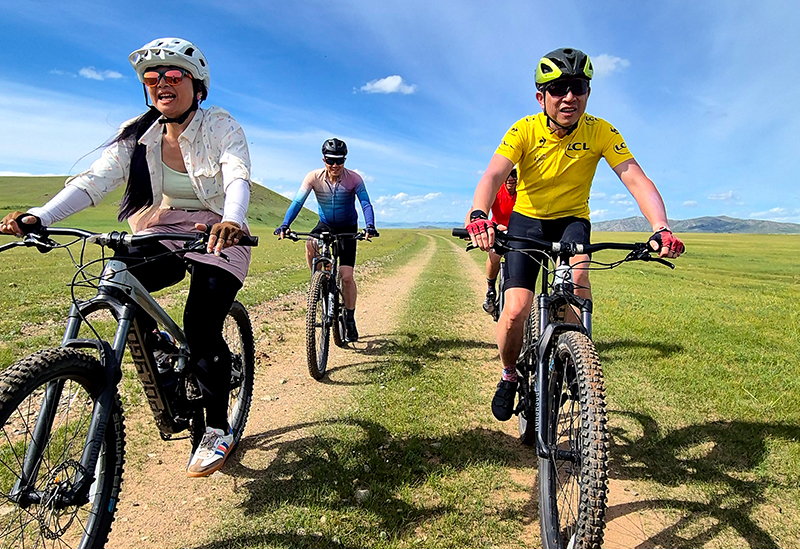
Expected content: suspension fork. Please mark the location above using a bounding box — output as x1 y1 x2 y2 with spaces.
11 302 131 508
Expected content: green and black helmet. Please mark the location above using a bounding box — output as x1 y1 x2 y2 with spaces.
535 47 594 90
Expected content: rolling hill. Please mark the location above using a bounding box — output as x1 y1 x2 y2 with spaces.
0 176 316 229
592 215 800 234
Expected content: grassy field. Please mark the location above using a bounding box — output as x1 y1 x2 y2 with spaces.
1 176 799 547
460 230 800 547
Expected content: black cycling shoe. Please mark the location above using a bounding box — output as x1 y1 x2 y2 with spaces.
491 379 517 421
345 318 359 342
482 288 497 315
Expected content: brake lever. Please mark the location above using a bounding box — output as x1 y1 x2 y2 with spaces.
629 248 675 269
23 233 58 254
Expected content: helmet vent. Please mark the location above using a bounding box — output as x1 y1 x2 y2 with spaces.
185 47 195 56
199 59 206 67
540 62 552 75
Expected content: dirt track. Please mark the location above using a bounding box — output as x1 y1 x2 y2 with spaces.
108 233 665 548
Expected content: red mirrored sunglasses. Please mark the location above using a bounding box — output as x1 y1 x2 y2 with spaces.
142 68 191 87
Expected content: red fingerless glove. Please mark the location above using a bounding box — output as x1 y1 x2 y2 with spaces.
466 210 493 237
649 228 685 255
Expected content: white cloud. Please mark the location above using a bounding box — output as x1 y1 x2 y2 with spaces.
610 193 628 200
683 200 698 207
591 191 607 200
351 168 374 183
79 67 123 81
592 54 630 78
375 192 441 207
360 75 417 95
749 207 800 222
50 69 76 77
591 209 609 219
708 191 739 201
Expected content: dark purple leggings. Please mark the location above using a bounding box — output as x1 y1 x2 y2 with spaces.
116 242 242 431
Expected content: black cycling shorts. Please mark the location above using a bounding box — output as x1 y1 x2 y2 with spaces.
504 213 591 292
310 221 359 267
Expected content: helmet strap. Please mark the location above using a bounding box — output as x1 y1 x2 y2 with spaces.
543 101 578 135
140 84 200 126
158 95 199 125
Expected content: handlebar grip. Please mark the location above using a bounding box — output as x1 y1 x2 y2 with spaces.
452 228 470 239
239 235 258 247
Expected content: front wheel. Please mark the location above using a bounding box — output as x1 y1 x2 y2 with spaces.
538 331 608 548
306 270 331 380
223 300 255 446
0 348 125 549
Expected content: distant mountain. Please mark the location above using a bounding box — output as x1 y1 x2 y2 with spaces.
380 221 463 229
592 215 800 234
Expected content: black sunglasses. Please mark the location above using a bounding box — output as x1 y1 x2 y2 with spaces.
324 157 345 165
546 79 590 97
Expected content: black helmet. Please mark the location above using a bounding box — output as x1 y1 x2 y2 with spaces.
535 48 594 91
322 138 348 158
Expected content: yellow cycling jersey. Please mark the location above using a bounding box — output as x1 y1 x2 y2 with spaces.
495 112 634 220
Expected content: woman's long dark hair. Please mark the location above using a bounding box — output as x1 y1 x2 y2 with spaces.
113 80 207 221
114 106 160 221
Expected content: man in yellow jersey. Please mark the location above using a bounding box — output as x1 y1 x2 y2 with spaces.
464 47 685 422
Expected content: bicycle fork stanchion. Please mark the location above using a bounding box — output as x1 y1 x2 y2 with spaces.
11 378 66 506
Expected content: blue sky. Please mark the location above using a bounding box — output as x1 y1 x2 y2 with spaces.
1 0 799 225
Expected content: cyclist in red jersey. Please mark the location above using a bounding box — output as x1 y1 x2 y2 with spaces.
483 168 517 315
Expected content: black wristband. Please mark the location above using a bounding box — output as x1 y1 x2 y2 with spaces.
469 209 488 221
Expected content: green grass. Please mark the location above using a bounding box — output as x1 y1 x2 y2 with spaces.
456 230 800 547
3 177 800 547
209 233 533 548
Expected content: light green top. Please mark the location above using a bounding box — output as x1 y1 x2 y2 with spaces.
161 161 204 210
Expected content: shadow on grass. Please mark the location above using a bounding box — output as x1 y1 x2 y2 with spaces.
607 411 800 548
595 339 683 363
318 331 497 385
213 418 536 548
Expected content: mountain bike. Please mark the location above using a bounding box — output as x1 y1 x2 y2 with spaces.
454 227 675 548
0 224 258 548
282 230 370 380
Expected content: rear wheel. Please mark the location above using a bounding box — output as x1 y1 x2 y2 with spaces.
494 261 506 322
331 275 347 348
0 348 125 549
223 301 255 446
538 331 608 548
518 297 539 445
306 270 331 380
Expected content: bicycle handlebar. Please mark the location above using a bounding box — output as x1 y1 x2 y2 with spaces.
283 230 368 243
452 227 674 268
0 226 258 254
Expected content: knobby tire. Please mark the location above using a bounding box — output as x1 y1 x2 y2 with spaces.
517 299 540 445
0 348 125 549
538 331 608 548
223 300 255 446
331 274 347 348
306 270 331 380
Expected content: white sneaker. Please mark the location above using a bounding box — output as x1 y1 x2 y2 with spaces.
187 427 234 478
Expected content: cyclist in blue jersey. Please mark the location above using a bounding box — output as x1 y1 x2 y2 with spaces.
275 138 378 341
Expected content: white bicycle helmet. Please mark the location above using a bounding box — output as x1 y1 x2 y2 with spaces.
128 38 210 91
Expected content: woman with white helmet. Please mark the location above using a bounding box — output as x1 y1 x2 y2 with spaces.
0 37 253 478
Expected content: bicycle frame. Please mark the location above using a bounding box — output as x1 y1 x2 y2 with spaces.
454 227 674 463
288 230 364 335
529 253 593 461
11 257 192 509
